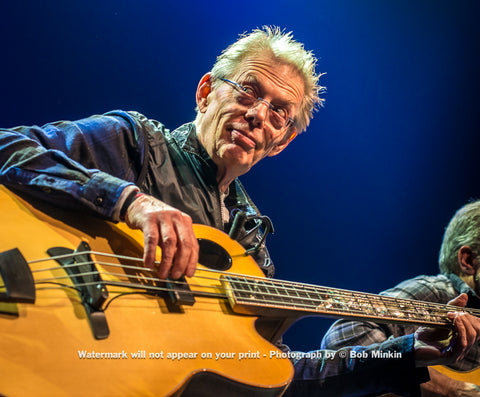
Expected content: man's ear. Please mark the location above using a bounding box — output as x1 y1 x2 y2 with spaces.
196 73 213 112
268 129 297 157
458 245 476 275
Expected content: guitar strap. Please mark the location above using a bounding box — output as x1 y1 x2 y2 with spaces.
229 210 274 256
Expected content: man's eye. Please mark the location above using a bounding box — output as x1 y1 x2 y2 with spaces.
242 86 256 97
273 107 287 118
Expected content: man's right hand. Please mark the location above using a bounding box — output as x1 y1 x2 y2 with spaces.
124 194 199 280
414 294 480 367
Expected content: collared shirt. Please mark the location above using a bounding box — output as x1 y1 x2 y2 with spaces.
321 273 480 372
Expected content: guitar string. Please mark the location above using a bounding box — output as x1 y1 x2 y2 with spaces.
10 264 478 323
24 249 475 316
23 249 463 314
25 250 480 319
34 276 446 324
34 265 229 299
32 276 456 326
0 246 466 324
47 257 480 319
35 280 227 300
27 250 463 315
21 251 480 322
33 281 455 327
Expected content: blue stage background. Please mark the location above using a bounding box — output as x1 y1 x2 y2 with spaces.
2 0 480 351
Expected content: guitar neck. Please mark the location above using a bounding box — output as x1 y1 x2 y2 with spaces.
220 274 479 327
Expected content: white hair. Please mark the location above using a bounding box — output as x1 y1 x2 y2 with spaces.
439 200 480 274
210 26 325 133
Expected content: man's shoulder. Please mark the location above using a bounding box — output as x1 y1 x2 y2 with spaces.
104 110 170 135
381 274 456 302
402 274 451 285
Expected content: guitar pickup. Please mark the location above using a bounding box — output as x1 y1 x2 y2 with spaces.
47 242 110 340
165 276 195 306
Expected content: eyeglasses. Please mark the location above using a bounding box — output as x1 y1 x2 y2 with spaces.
219 78 295 131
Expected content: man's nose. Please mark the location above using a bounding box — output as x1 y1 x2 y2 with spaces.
245 100 269 128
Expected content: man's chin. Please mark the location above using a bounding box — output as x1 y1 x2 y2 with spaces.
220 152 254 176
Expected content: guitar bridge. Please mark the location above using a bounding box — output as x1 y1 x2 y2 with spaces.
47 242 110 340
0 248 36 304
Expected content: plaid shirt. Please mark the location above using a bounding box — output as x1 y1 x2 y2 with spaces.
321 273 480 372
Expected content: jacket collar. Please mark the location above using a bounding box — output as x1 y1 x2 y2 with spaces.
445 273 480 308
170 122 218 173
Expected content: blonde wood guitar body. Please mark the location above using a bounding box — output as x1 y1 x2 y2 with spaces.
0 187 292 397
430 365 479 385
380 366 480 397
1 186 479 397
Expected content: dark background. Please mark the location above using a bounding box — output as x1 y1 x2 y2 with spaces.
2 0 480 351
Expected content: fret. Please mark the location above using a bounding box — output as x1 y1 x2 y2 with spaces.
228 276 252 301
290 283 315 307
350 291 373 315
295 284 315 306
270 280 287 305
344 291 368 315
268 279 290 305
317 289 353 313
261 279 284 305
256 280 271 304
284 282 300 303
386 298 414 320
374 295 391 316
299 284 321 308
411 299 447 323
284 285 297 303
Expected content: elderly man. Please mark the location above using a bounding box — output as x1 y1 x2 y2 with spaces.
322 200 480 396
1 26 479 396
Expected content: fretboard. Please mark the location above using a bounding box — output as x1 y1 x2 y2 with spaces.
220 275 480 327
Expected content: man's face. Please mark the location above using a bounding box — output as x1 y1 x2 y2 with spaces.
195 56 304 182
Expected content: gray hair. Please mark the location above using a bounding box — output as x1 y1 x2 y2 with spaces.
210 26 325 133
439 200 480 274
